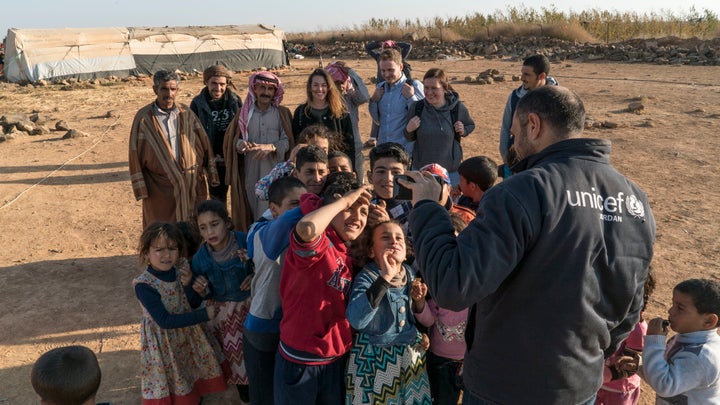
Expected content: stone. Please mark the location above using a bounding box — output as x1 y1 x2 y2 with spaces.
55 120 70 131
628 102 645 114
15 120 36 133
512 75 521 81
464 76 475 83
105 110 120 118
29 113 54 125
29 125 51 136
639 119 656 128
62 129 90 139
483 43 498 55
602 121 619 129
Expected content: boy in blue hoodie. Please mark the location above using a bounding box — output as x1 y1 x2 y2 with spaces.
244 176 307 405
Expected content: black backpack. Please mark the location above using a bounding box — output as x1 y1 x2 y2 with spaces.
402 60 413 81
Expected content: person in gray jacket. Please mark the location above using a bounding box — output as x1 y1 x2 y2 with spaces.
405 68 474 186
402 86 656 405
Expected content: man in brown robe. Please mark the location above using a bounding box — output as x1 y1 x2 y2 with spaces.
129 70 218 228
223 71 293 231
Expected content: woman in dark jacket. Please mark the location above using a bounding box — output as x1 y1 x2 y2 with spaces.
405 68 475 186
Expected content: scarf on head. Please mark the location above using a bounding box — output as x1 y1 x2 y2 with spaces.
237 72 284 139
202 65 237 90
325 62 352 90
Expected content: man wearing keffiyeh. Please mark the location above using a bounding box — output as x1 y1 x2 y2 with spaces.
223 71 294 231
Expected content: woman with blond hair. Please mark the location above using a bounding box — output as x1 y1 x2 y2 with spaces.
292 68 359 180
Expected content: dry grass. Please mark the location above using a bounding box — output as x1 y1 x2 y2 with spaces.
286 6 719 44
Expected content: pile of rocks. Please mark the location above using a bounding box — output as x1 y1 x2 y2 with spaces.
463 68 518 85
0 113 90 142
27 74 151 89
286 36 720 66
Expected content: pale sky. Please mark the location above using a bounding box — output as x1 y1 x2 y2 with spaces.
2 0 718 39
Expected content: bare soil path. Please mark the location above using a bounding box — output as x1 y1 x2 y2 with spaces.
1 57 719 404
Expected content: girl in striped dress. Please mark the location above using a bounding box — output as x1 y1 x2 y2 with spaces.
345 220 431 404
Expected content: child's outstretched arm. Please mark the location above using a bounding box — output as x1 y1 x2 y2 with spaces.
295 186 371 243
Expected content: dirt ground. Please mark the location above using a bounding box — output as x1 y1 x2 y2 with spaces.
1 56 719 404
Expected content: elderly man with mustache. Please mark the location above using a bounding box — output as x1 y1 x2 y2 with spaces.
223 71 293 231
129 70 218 229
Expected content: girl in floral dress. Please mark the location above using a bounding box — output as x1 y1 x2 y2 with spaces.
133 222 226 404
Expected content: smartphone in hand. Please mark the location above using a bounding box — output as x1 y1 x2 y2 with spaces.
393 174 444 200
393 175 414 200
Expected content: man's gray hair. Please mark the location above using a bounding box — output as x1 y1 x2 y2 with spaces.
153 70 180 86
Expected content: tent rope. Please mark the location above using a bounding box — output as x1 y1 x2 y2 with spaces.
0 115 122 210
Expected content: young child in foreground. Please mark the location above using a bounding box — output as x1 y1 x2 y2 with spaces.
132 222 226 404
639 278 720 404
275 171 371 404
31 345 110 405
345 220 431 404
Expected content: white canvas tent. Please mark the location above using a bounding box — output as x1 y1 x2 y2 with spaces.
3 24 288 83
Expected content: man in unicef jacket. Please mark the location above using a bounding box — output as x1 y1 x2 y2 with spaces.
403 86 655 405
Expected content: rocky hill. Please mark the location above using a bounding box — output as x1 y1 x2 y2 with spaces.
287 36 720 66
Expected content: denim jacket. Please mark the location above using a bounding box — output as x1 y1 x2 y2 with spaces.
191 231 251 302
346 262 418 346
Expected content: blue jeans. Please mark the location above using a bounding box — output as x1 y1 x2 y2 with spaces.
273 352 347 405
462 391 597 405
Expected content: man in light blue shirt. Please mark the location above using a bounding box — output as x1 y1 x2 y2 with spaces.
369 48 424 155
